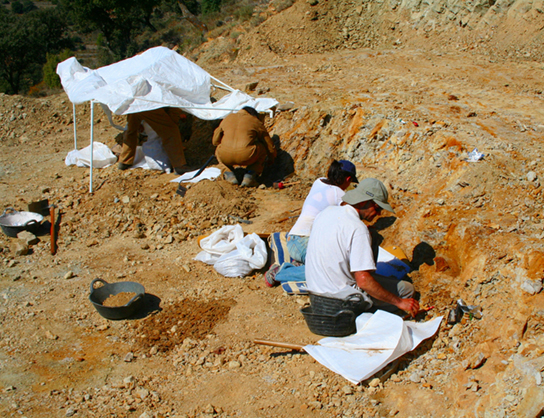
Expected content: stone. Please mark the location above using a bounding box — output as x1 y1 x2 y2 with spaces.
468 352 487 369
135 388 149 400
12 241 29 256
228 360 241 369
527 171 538 182
45 330 58 340
17 230 39 245
515 386 544 417
244 81 258 92
342 385 353 395
124 352 134 362
64 271 75 280
65 407 76 417
369 378 381 387
409 372 422 383
520 279 542 295
277 101 295 111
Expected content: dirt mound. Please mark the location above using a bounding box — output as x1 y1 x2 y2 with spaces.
228 0 544 66
130 298 235 354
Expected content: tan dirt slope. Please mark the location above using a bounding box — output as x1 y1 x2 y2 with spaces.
1 1 544 417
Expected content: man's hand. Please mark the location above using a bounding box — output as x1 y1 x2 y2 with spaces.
396 298 420 318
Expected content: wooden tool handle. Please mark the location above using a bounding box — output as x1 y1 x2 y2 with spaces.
253 339 306 352
50 207 56 255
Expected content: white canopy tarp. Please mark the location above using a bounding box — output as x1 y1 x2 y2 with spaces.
56 46 278 120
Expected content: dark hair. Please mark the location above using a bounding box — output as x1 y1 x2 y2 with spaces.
242 106 259 117
323 160 352 187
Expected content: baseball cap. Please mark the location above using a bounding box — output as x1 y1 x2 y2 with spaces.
338 160 359 183
342 178 395 213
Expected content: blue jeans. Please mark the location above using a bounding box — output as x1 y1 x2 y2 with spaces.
286 235 309 264
275 263 306 284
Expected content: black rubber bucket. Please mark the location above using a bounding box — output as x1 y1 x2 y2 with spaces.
300 306 356 337
0 208 44 238
309 292 372 317
89 278 145 320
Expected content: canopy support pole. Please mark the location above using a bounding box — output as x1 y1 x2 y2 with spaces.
89 101 94 193
72 102 77 150
210 75 234 92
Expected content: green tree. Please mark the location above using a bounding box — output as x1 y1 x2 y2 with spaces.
57 0 162 61
11 0 37 14
0 7 71 94
201 0 222 15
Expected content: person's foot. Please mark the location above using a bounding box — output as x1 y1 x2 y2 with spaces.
241 173 259 187
174 165 196 175
264 264 281 287
224 171 239 185
118 162 131 170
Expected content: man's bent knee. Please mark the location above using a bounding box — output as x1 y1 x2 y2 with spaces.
398 281 414 299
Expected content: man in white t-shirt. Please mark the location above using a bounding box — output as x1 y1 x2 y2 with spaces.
305 178 420 317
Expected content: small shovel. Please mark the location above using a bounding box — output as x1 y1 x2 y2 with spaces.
176 155 216 197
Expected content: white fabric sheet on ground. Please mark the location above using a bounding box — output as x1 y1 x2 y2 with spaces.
56 46 278 120
304 310 443 384
65 142 117 168
170 167 221 183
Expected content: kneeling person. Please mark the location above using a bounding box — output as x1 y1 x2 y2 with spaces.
305 178 419 317
212 106 276 187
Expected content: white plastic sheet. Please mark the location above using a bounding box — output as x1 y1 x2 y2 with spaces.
131 122 172 172
56 46 278 120
170 167 222 184
65 142 117 168
304 311 443 384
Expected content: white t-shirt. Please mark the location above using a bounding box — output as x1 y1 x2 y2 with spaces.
305 205 376 294
288 178 345 237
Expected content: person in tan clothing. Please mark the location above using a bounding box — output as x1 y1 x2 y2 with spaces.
118 107 193 175
212 107 277 187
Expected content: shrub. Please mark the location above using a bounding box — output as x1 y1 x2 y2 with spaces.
43 49 72 89
234 5 253 22
202 0 222 15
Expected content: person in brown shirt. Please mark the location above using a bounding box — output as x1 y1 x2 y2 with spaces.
212 106 277 187
118 107 193 175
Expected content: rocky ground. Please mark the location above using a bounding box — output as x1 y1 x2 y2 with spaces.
1 1 544 417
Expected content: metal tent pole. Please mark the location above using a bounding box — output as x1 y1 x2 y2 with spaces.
89 101 94 193
73 102 77 150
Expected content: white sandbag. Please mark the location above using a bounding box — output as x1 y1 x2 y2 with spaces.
194 224 245 265
65 142 117 168
213 233 267 277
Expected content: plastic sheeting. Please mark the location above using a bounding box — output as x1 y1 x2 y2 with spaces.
56 46 278 120
65 142 117 168
304 310 443 384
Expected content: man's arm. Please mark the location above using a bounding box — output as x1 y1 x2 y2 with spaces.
353 270 419 317
212 125 224 146
261 130 277 161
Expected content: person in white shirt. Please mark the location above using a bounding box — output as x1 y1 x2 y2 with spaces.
286 160 358 263
305 178 420 317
